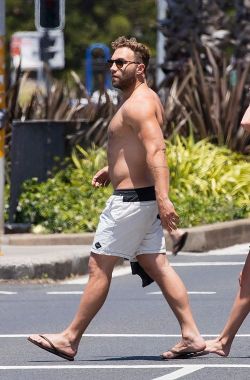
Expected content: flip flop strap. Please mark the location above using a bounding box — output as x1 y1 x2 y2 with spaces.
39 335 58 352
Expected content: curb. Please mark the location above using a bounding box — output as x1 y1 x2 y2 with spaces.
1 218 249 280
0 253 90 281
3 218 250 251
2 232 95 246
180 218 250 252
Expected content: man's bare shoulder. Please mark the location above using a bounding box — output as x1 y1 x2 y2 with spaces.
123 87 161 121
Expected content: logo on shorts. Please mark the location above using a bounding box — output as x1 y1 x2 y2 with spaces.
95 242 102 249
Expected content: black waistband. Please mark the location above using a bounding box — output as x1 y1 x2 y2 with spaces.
113 186 156 202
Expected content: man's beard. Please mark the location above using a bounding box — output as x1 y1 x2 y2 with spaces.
112 75 136 91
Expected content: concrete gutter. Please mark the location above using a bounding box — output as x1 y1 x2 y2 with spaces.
0 218 249 280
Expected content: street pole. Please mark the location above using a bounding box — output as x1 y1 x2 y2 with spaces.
156 0 167 88
0 0 6 255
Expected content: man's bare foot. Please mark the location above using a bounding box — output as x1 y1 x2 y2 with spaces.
205 338 230 357
161 337 206 359
27 333 77 361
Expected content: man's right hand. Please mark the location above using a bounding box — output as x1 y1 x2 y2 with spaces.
92 166 110 187
158 198 179 233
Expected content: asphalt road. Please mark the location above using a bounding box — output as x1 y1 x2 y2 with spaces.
0 243 249 380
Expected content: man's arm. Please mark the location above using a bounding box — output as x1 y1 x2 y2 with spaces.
126 100 179 232
240 105 250 132
92 166 110 187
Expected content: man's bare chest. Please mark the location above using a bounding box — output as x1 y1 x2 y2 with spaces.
108 111 131 139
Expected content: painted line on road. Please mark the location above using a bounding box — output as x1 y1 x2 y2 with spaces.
64 261 245 285
187 291 216 294
1 334 250 338
172 262 245 266
148 291 216 295
0 291 17 295
64 266 131 284
0 364 250 370
47 291 83 295
180 252 247 257
152 365 205 380
47 290 217 295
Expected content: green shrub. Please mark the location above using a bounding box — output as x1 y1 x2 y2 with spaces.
15 138 250 232
168 135 250 226
16 146 112 232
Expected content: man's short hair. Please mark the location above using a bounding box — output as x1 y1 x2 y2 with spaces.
111 36 150 69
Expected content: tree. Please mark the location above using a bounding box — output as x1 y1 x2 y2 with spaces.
160 0 250 83
6 0 157 73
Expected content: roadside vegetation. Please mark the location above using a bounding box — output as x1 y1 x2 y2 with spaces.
4 1 250 231
11 137 249 233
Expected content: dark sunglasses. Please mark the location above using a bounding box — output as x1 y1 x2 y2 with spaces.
107 59 141 69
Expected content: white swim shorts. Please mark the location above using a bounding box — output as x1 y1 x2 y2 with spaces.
91 186 166 261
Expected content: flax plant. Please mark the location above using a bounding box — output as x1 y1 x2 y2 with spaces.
163 46 250 154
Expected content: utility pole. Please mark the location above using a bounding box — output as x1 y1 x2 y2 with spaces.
156 0 167 88
0 0 6 255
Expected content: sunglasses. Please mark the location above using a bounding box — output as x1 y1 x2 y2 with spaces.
107 59 141 69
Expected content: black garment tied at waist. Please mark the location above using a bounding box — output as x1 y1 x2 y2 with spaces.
114 186 156 287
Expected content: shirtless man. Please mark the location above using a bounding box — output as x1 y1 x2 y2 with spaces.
28 36 205 361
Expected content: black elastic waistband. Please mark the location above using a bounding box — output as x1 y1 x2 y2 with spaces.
113 186 156 202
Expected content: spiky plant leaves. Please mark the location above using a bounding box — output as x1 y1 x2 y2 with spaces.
163 46 250 154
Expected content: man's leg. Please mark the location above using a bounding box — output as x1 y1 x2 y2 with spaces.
205 252 250 356
137 253 205 358
28 253 119 358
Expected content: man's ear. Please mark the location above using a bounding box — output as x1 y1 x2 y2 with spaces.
137 63 145 75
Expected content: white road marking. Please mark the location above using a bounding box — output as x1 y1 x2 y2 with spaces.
152 365 204 380
47 291 216 295
64 265 131 284
0 364 250 370
187 291 216 294
64 261 245 284
47 291 82 295
148 291 216 295
179 243 249 257
1 334 250 338
172 262 245 266
180 252 247 257
0 291 17 295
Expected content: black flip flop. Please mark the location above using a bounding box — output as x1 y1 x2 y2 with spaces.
172 232 188 255
27 335 75 361
160 349 208 360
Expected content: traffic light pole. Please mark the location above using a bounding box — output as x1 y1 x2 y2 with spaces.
156 0 167 88
40 30 51 113
35 0 65 101
0 0 6 255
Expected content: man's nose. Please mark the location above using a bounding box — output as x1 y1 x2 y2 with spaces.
110 64 117 72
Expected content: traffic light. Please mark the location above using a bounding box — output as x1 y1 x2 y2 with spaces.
35 0 65 30
40 32 56 61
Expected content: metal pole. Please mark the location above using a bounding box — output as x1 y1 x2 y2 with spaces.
0 0 6 255
156 0 168 88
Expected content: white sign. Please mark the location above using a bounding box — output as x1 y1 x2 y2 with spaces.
10 30 65 70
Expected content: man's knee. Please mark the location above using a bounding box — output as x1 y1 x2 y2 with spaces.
137 254 169 281
88 253 117 280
